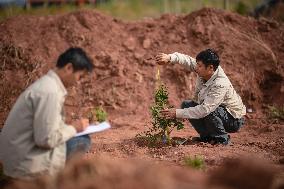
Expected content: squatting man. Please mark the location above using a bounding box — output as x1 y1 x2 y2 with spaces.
155 49 246 145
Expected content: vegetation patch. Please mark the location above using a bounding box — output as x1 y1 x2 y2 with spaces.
136 69 184 148
184 155 205 170
268 105 284 121
87 106 108 123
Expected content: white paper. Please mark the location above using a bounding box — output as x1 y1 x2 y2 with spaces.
75 121 111 137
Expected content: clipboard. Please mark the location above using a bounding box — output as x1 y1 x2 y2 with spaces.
75 121 111 137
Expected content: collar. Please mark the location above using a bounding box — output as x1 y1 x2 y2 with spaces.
47 70 67 96
204 66 220 87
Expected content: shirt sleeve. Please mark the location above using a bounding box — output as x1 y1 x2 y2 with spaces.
176 85 227 119
169 52 197 72
31 91 77 149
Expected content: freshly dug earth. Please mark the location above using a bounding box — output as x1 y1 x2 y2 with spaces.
4 156 284 189
0 7 283 173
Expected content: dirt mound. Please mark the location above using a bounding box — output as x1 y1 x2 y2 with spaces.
4 156 283 189
208 158 279 189
0 8 283 128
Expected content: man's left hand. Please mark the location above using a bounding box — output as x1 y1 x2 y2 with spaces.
160 108 176 119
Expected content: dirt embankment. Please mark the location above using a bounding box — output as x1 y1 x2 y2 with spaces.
5 156 283 189
0 8 283 128
0 7 284 187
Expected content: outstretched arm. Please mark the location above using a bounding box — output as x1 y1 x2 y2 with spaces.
161 85 227 119
176 85 227 119
169 52 197 72
155 52 196 72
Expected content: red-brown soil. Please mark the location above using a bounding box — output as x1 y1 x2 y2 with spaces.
4 156 284 189
0 7 283 180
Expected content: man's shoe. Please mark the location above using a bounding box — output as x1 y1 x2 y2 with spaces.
189 137 204 145
191 136 211 143
191 137 203 142
209 135 231 146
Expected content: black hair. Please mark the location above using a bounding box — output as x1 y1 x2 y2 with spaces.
56 47 94 72
196 49 220 71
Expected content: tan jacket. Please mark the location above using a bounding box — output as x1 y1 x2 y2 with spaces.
0 70 76 179
169 52 246 119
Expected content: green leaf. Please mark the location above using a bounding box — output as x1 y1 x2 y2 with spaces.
136 82 185 147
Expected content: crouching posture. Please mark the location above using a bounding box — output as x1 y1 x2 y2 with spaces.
156 49 246 145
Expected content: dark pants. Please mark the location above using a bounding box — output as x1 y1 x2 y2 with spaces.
66 135 91 159
181 100 244 143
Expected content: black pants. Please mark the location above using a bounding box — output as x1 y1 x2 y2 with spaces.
181 100 245 142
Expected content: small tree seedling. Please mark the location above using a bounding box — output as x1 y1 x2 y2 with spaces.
88 106 108 123
136 67 184 147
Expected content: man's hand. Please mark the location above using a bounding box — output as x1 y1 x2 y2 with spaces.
155 53 171 65
72 118 89 133
160 108 176 119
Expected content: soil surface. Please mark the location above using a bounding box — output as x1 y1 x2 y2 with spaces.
0 7 284 179
4 156 283 189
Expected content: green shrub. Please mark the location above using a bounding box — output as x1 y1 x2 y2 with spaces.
136 83 184 146
268 105 284 121
234 1 249 15
88 106 107 123
184 155 205 170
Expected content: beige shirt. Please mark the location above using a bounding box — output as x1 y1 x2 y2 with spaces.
0 70 76 179
169 52 246 119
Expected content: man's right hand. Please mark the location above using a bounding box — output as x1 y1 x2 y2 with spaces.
72 118 89 133
155 53 171 65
